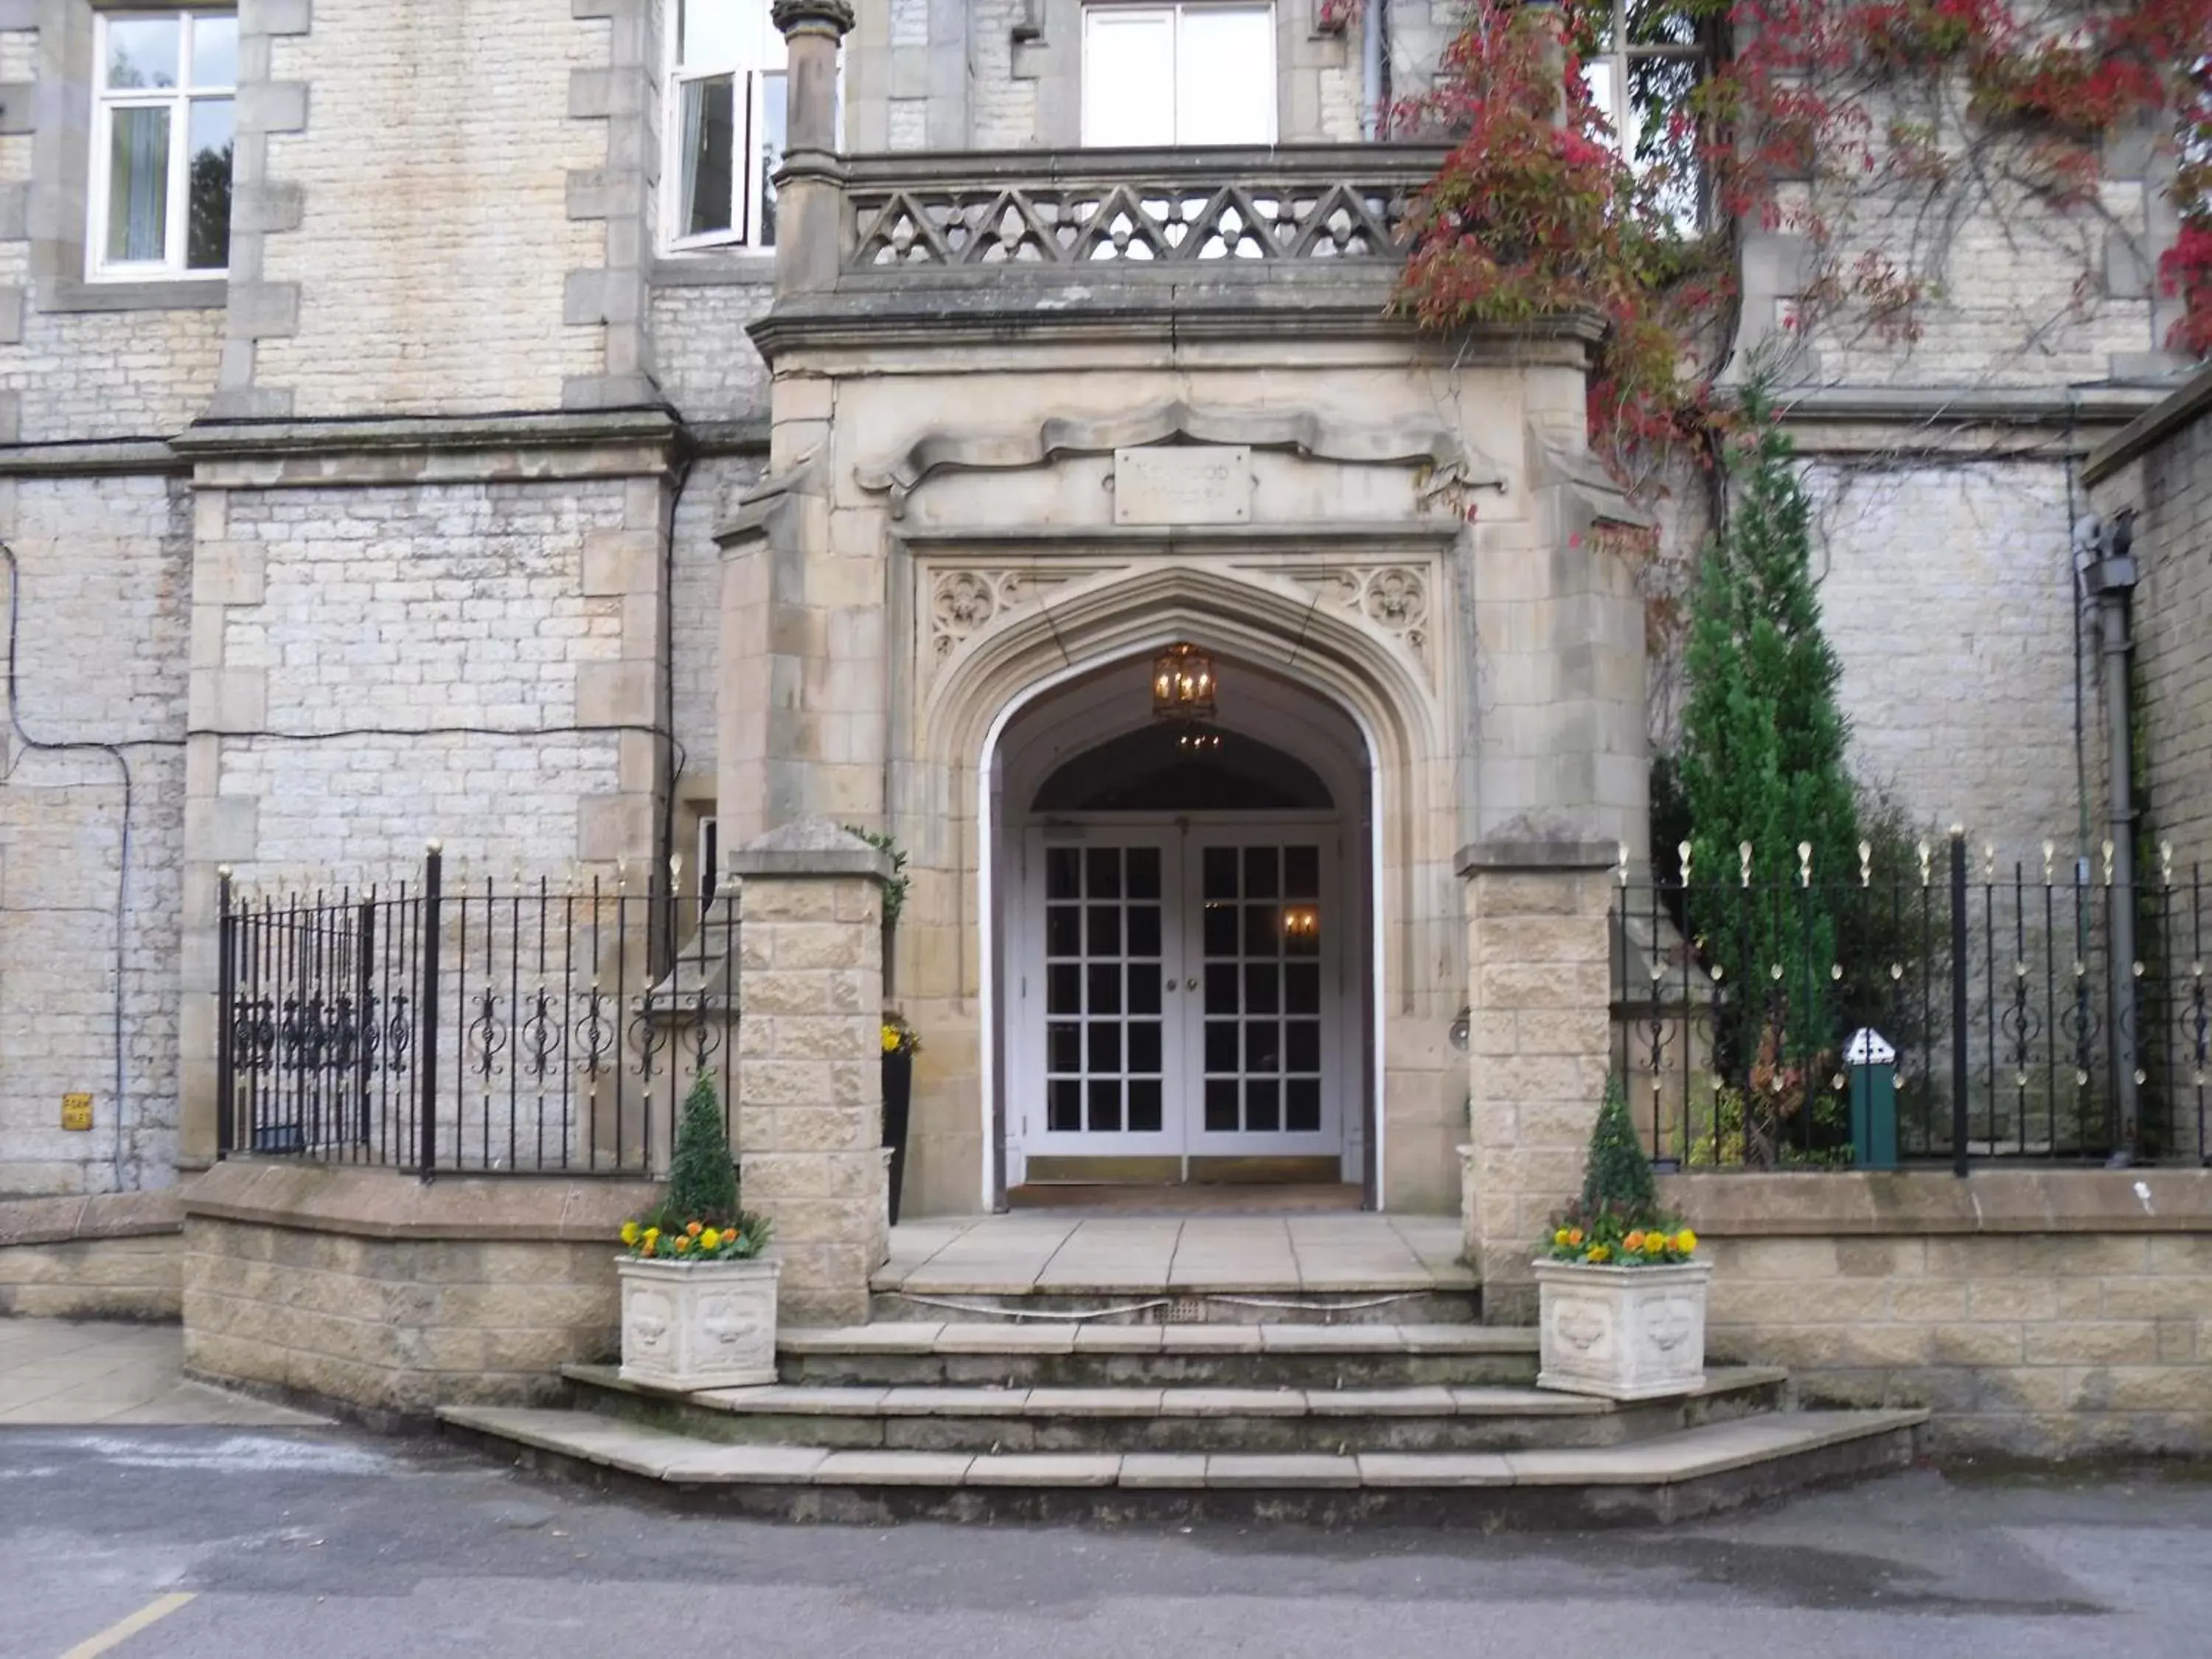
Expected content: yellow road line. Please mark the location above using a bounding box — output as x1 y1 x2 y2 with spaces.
58 1592 197 1659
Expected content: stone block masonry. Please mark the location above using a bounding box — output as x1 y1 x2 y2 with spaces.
729 818 893 1328
1459 834 1619 1324
1669 1169 2212 1458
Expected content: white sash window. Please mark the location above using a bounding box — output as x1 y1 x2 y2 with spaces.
667 0 788 251
1082 4 1276 148
89 10 236 279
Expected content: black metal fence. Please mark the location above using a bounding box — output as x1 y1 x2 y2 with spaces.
216 846 735 1175
1615 838 2210 1172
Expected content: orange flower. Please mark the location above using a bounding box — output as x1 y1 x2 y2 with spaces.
1624 1231 1646 1252
1565 1228 1585 1248
686 1220 704 1238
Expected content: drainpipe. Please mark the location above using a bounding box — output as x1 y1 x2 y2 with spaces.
2084 509 2140 1163
1360 0 1385 139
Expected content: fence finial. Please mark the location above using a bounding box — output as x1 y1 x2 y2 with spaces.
1797 841 1812 888
1615 844 1628 886
1917 839 1932 887
671 852 684 888
2101 839 2115 886
1739 841 1753 888
1857 840 1871 887
1983 843 1995 882
2161 841 2174 886
426 838 444 855
1677 839 1693 886
2043 841 2056 883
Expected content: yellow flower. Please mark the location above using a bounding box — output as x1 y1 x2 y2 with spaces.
640 1238 655 1258
619 1220 641 1246
1586 1245 1611 1264
1643 1232 1666 1255
642 1227 658 1244
882 1025 900 1054
700 1228 722 1252
1552 1228 1571 1247
1675 1228 1697 1253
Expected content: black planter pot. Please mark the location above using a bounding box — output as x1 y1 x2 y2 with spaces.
882 1048 914 1226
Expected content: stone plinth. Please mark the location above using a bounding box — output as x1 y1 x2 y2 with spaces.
729 818 893 1327
1458 833 1619 1323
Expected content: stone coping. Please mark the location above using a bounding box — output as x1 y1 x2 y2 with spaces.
1659 1167 2212 1236
2084 358 2212 484
181 1160 658 1243
728 815 894 881
0 1190 184 1248
1456 836 1621 874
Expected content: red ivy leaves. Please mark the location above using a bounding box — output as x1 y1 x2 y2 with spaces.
1397 0 2212 479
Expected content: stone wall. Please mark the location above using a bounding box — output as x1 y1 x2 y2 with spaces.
2087 367 2212 863
0 1191 182 1318
181 1161 656 1420
1664 1169 2212 1457
0 472 190 1197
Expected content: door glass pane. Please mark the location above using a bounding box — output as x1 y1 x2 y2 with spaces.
1242 903 1276 956
1286 1078 1321 1133
185 100 234 271
1082 7 1176 147
1243 846 1278 898
189 15 239 88
1203 902 1237 956
1127 903 1161 958
105 108 171 264
1286 1019 1320 1072
1086 847 1121 897
678 74 737 237
1047 847 1080 900
1128 967 1161 1015
1284 962 1320 1015
1284 844 1319 899
1205 1078 1239 1132
1204 964 1238 1015
1245 1021 1281 1072
1127 846 1161 898
1087 904 1121 955
1087 963 1121 1014
1088 1079 1122 1133
1088 1023 1121 1072
1129 1022 1161 1072
1048 964 1080 1014
681 0 750 65
1245 1078 1279 1132
1049 1077 1082 1132
105 17 181 88
1048 1022 1080 1072
1174 6 1274 145
1046 905 1079 957
1203 845 1237 900
1243 962 1278 1014
1205 1020 1237 1071
1128 1078 1163 1133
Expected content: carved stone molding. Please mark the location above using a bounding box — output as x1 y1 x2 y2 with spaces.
858 400 1507 520
930 568 1025 656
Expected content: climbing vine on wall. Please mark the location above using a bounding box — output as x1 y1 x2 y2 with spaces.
1390 0 2212 477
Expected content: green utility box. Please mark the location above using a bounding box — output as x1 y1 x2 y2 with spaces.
1846 1029 1899 1171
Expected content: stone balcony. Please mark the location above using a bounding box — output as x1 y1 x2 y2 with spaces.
750 145 1457 356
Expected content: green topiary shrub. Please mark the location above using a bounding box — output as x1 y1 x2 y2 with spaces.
1543 1076 1694 1266
619 1073 770 1261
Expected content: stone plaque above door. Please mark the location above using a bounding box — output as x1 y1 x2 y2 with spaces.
1112 446 1253 526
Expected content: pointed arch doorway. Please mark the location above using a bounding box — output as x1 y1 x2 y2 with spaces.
991 651 1375 1200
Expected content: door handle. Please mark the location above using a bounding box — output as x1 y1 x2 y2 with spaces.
1186 977 1199 990
1164 975 1178 991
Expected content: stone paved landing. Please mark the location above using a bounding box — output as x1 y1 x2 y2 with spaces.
0 1318 328 1427
876 1214 1472 1295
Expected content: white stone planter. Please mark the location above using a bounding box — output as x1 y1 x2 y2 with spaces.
1534 1256 1711 1401
616 1255 780 1391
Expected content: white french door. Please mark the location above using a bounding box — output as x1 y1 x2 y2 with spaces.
1010 817 1347 1180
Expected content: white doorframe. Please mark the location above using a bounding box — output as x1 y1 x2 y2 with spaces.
975 641 1390 1211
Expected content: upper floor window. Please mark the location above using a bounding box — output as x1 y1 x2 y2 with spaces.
668 0 787 252
1578 0 1708 228
1082 4 1276 148
91 9 235 279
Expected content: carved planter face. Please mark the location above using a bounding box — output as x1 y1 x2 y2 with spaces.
616 1256 780 1391
1533 1257 1711 1401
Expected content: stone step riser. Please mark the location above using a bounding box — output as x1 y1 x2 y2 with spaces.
446 1421 1923 1529
779 1352 1540 1391
866 1291 1481 1326
584 1390 1782 1457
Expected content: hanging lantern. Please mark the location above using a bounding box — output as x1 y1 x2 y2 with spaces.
1152 643 1217 723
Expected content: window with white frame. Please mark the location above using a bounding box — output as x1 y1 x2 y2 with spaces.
667 0 787 252
91 9 236 279
1579 0 1709 228
1081 4 1275 148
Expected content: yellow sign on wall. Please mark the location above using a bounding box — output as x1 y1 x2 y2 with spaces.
60 1093 94 1132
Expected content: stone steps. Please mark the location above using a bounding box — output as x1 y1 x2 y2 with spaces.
773 1321 1540 1388
437 1402 1929 1527
866 1286 1481 1326
563 1361 1789 1455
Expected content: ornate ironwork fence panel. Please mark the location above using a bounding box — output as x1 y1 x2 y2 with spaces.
215 848 735 1176
1613 839 2209 1172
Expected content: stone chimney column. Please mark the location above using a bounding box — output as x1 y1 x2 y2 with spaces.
770 0 854 297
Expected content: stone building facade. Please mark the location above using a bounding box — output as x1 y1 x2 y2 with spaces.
0 0 2196 1223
